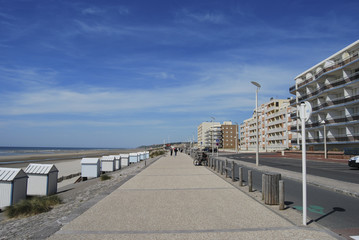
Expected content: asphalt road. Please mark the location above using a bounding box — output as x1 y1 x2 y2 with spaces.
224 152 359 184
218 153 359 239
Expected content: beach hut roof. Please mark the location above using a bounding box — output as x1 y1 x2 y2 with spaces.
25 164 58 175
0 168 28 181
129 153 138 156
120 154 129 158
108 155 121 159
81 158 100 164
101 156 115 160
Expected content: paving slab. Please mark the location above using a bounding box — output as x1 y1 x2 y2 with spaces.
48 153 340 240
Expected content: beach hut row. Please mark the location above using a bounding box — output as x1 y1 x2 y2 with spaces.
80 151 149 179
0 164 58 209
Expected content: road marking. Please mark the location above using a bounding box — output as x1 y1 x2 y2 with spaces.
350 236 359 240
293 205 325 215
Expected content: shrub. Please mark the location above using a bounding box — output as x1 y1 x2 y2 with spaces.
5 195 62 218
150 150 165 158
100 174 111 181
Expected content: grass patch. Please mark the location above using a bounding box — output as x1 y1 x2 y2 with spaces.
5 195 62 218
100 174 111 181
150 150 165 158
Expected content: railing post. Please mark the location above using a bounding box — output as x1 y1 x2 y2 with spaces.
279 180 285 210
248 170 253 192
220 161 223 175
239 167 243 187
231 161 235 182
262 174 265 200
225 160 228 178
217 159 220 173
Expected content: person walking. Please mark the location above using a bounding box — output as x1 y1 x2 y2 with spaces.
174 147 178 156
170 147 173 156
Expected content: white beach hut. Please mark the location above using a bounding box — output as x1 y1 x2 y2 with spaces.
101 156 116 172
109 155 121 170
129 153 139 163
0 168 28 209
139 152 145 161
81 158 100 179
145 151 150 159
25 164 58 196
120 154 129 167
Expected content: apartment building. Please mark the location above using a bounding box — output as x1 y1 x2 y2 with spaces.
222 121 239 150
197 121 239 150
289 40 359 151
240 99 295 151
197 122 220 148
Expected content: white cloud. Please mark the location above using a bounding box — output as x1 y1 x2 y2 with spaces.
0 63 292 117
81 7 105 15
178 9 227 24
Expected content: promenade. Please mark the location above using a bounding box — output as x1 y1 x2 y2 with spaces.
49 152 339 240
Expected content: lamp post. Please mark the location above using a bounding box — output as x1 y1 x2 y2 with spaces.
210 117 215 156
251 81 261 166
234 122 239 153
321 120 327 159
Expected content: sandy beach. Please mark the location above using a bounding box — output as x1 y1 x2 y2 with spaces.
0 148 145 188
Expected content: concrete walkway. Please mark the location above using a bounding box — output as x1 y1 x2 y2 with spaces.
48 153 339 240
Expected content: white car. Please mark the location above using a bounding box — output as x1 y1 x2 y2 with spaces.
348 156 359 168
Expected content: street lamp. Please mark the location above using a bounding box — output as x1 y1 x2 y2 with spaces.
251 81 261 166
210 117 215 156
321 120 327 159
234 122 239 153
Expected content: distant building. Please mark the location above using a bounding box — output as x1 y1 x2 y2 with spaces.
289 40 359 151
197 121 220 148
221 121 239 150
240 98 295 151
197 121 239 150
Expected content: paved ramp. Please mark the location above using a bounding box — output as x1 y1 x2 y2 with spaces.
49 153 339 239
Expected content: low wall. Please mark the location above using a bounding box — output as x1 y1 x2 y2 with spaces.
283 150 348 159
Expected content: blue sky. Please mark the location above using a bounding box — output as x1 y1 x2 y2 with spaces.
0 0 358 148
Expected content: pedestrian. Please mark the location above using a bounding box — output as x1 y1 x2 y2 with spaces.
170 148 173 156
174 147 178 156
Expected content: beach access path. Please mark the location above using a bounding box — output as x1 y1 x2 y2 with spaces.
48 152 340 240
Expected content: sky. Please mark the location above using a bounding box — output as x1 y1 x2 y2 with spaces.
0 0 359 148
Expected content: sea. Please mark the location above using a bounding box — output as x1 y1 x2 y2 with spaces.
0 146 115 157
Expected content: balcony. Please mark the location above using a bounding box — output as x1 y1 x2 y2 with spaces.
289 85 296 93
290 113 359 132
293 52 359 93
312 93 359 112
296 71 359 103
307 133 359 143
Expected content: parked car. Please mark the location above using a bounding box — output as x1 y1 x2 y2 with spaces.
348 156 359 168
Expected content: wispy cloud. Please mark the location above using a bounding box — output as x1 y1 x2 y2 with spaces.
177 9 227 24
81 7 105 15
0 63 291 117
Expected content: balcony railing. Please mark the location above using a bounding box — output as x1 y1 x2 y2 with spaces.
290 52 359 93
307 133 359 143
296 71 359 103
290 113 359 131
312 93 359 112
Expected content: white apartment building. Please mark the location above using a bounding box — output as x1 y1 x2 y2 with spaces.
197 122 220 148
289 40 359 151
240 98 295 151
205 124 222 149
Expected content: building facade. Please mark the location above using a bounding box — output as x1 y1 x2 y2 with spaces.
221 121 239 150
197 122 220 148
197 121 239 150
289 40 359 151
240 99 295 151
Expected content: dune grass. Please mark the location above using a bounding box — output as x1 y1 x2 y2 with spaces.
100 174 111 181
5 195 62 218
150 150 165 158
